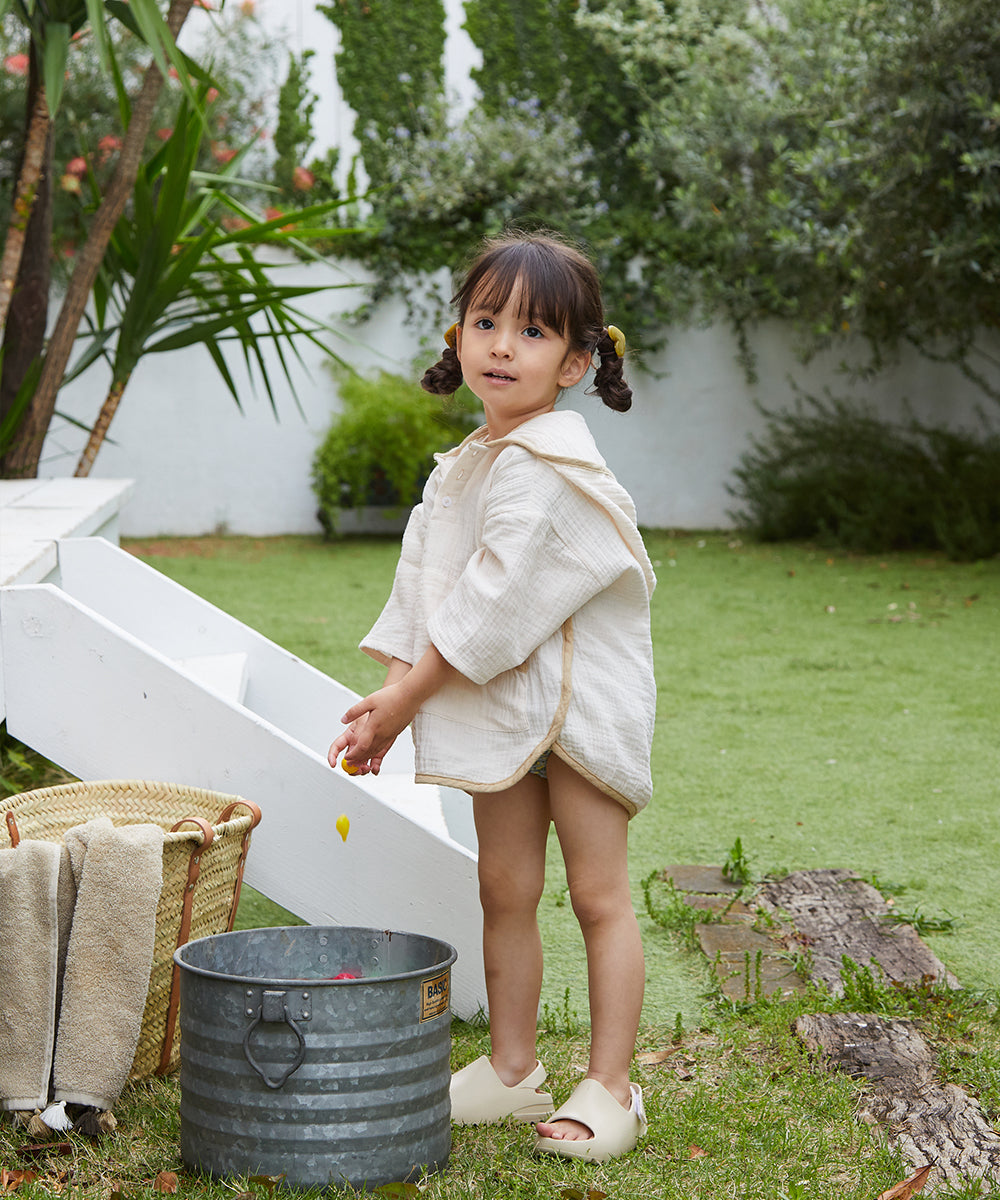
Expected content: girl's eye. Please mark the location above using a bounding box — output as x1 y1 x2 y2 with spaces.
473 318 495 331
523 326 543 339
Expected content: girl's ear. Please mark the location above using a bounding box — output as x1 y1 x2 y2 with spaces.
454 323 463 362
559 349 592 388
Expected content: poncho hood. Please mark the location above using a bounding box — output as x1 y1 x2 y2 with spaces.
473 410 657 598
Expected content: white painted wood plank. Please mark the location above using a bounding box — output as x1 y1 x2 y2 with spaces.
0 582 485 1017
6 477 133 512
0 480 39 505
0 480 133 586
54 537 418 777
175 652 249 704
0 538 59 587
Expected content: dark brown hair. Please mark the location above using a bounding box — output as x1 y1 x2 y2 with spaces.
421 231 632 412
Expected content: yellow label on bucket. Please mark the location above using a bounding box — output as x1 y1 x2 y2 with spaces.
420 971 450 1022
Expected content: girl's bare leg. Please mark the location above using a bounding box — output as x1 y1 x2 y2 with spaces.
536 754 644 1140
473 773 551 1085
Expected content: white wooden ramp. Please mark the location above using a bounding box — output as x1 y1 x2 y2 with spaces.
0 536 485 1018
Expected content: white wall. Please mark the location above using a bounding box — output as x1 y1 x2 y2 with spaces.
36 2 1000 536
41 251 999 537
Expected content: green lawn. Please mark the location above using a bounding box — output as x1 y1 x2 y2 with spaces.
2 532 998 1199
123 532 1000 1018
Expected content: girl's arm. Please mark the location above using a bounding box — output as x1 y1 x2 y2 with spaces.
327 645 459 776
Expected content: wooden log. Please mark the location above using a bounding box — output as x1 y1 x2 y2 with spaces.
794 1011 934 1090
756 869 958 994
794 1012 1000 1193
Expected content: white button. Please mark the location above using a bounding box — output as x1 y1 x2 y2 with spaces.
441 497 452 508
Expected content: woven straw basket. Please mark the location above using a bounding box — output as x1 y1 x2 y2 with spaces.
0 779 262 1079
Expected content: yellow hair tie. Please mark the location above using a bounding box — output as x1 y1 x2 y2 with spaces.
443 322 458 350
606 325 626 358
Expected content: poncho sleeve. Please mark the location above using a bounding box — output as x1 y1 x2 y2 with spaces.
427 448 633 685
360 477 435 667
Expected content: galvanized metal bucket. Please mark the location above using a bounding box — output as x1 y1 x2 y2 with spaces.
173 926 457 1190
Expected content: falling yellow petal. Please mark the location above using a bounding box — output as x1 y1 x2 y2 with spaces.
336 814 350 842
341 758 360 776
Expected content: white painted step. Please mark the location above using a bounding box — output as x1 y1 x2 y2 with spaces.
0 536 484 1017
174 653 249 704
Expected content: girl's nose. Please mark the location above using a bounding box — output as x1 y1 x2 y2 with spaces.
490 326 514 357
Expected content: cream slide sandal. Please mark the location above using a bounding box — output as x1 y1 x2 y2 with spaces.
449 1056 555 1125
534 1079 647 1162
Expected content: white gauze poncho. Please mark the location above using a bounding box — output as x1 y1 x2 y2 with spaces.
362 409 657 815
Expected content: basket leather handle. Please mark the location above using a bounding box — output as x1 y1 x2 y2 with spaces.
5 811 19 847
216 800 262 934
157 816 216 1075
215 799 262 828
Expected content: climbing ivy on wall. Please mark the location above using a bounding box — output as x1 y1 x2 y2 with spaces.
464 0 646 169
317 0 446 186
315 0 664 343
463 0 662 335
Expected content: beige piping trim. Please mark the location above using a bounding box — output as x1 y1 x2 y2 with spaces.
416 617 639 817
417 616 574 794
548 745 638 818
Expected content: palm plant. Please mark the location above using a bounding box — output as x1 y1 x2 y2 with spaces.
67 89 355 476
0 0 206 477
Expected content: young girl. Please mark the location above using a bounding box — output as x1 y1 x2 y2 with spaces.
328 231 656 1163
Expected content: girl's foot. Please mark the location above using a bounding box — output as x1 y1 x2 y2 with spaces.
537 1076 631 1140
534 1079 647 1161
535 1115 593 1141
450 1056 554 1125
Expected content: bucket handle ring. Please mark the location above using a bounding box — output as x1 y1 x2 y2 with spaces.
242 991 307 1090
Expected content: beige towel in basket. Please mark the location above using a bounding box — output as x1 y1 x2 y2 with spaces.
53 817 164 1110
0 839 75 1111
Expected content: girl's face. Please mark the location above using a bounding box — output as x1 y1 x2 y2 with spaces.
456 281 591 439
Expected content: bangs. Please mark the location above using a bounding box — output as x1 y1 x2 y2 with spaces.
455 237 598 346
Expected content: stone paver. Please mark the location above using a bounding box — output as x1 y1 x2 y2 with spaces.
662 864 809 1000
661 864 743 894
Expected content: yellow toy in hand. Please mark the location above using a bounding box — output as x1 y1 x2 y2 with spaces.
341 758 360 776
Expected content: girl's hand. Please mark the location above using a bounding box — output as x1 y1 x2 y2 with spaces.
328 711 394 776
328 684 416 776
326 645 459 778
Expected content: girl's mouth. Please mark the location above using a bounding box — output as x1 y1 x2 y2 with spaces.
485 370 515 381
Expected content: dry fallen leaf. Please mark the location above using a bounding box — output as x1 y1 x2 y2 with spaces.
637 1047 681 1065
876 1164 933 1200
560 1190 607 1200
152 1171 178 1193
1 1169 38 1192
248 1174 287 1191
688 1144 709 1159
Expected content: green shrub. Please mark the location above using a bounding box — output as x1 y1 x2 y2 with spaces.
311 370 480 536
728 392 1000 560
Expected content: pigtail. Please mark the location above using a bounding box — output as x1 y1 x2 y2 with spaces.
421 345 464 396
589 328 633 412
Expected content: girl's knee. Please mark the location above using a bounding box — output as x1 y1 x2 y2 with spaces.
567 879 634 932
478 859 544 916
